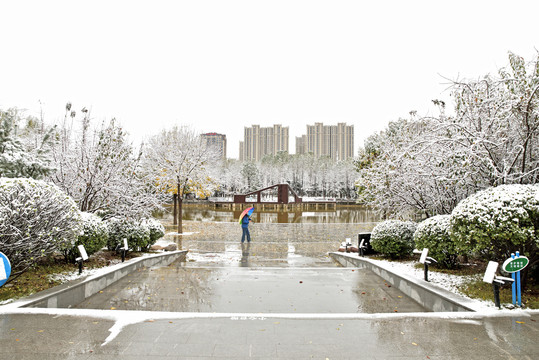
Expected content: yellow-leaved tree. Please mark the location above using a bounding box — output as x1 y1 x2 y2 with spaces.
144 126 219 233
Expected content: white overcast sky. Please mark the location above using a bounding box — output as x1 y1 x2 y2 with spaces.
1 0 538 159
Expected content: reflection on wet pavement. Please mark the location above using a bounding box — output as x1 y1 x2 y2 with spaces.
73 221 428 314
74 264 427 313
165 221 376 267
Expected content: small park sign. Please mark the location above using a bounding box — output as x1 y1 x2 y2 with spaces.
502 256 529 273
0 251 11 287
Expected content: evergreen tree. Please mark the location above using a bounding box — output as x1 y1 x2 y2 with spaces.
0 108 55 179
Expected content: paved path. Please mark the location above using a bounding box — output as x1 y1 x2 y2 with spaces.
1 310 538 359
2 221 539 359
72 261 427 314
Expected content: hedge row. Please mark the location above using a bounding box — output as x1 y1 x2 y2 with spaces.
0 178 166 271
370 184 539 269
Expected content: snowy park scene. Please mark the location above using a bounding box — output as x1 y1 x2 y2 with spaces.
1 0 539 358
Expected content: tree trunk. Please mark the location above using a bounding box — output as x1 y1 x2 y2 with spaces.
173 193 177 225
177 196 183 234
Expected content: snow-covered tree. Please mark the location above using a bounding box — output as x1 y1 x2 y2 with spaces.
213 152 358 200
241 161 261 192
356 116 480 217
0 108 55 179
449 52 539 185
450 184 539 282
356 51 539 217
50 107 162 220
64 211 108 262
105 217 152 251
370 219 417 259
0 178 81 277
144 126 219 233
414 215 458 269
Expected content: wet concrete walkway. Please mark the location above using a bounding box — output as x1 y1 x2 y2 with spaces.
73 261 427 313
1 311 539 359
2 221 539 358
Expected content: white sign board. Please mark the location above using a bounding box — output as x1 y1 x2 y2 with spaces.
483 261 499 284
419 248 429 264
0 258 6 281
123 238 129 250
345 238 351 245
359 239 365 248
78 245 89 261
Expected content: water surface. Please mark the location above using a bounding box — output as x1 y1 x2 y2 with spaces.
162 205 380 224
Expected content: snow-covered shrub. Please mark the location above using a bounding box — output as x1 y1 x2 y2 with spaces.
450 184 539 264
0 177 81 273
371 220 417 258
106 218 152 252
414 215 459 269
63 212 108 262
143 218 165 243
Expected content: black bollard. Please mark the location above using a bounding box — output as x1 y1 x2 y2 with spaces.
493 282 501 309
121 249 126 262
424 262 429 282
78 260 83 275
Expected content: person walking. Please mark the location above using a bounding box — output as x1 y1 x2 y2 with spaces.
241 215 253 243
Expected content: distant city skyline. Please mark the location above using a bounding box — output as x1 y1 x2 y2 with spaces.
235 122 355 160
240 124 289 161
298 123 354 161
1 1 537 160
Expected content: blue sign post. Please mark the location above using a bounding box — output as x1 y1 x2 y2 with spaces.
502 251 529 307
0 251 12 288
511 256 516 306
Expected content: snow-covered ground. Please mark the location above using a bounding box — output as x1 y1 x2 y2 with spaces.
369 258 501 311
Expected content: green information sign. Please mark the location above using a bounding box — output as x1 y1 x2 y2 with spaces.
502 256 529 273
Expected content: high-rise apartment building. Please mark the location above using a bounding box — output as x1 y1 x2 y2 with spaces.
239 124 289 161
295 135 307 155
201 132 227 159
297 122 354 160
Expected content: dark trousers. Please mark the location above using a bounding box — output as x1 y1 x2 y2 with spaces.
241 227 251 243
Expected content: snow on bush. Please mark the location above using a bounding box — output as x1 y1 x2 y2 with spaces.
143 218 165 243
450 184 539 263
0 177 81 272
105 218 152 252
371 220 417 258
414 215 459 269
63 212 108 262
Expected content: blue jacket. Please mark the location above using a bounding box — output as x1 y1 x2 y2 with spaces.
241 216 251 229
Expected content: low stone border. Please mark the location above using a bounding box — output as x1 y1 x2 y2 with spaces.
329 252 478 312
9 251 187 309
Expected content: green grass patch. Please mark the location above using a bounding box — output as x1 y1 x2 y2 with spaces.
0 251 142 303
0 262 67 301
459 278 539 309
376 256 539 309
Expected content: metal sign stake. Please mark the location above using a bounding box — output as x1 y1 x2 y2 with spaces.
516 251 522 307
511 253 516 306
502 251 528 307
